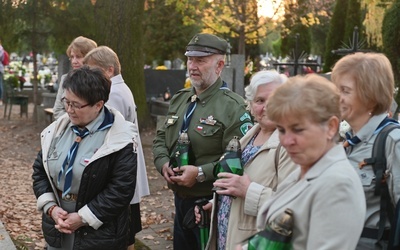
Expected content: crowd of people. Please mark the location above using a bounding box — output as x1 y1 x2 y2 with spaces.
26 32 399 250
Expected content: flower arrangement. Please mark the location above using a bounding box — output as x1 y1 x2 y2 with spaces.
32 68 52 86
3 61 26 89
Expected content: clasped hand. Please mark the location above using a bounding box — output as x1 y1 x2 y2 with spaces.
50 206 86 234
161 163 198 187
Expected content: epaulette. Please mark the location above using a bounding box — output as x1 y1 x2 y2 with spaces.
222 90 246 104
169 88 192 102
174 88 192 95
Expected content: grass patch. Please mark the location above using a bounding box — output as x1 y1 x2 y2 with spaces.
135 238 152 250
12 235 31 250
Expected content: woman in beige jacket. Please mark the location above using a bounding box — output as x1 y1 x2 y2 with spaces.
196 70 297 250
253 74 366 249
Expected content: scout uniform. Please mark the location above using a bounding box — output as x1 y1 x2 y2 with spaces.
153 33 252 250
153 33 252 197
153 77 252 197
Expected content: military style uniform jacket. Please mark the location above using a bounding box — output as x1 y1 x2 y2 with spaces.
153 77 252 197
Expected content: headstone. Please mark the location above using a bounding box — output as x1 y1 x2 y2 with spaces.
42 92 57 108
164 60 171 69
172 58 184 69
144 69 186 100
221 54 245 97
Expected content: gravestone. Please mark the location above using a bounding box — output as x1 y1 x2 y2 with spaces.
144 69 186 101
172 58 184 69
221 54 245 97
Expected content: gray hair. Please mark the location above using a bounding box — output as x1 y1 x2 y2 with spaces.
244 70 287 101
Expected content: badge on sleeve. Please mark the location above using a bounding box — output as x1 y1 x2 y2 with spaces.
240 113 251 121
240 122 253 135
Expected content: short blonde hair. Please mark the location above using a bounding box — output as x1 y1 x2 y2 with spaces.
83 46 121 75
331 52 394 115
66 36 97 58
267 74 340 125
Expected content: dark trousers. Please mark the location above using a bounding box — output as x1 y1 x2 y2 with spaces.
128 203 142 245
173 193 211 250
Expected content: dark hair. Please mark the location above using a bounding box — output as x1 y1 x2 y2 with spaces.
63 65 111 105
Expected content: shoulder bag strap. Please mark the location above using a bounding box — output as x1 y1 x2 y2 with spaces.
365 124 399 242
272 143 282 191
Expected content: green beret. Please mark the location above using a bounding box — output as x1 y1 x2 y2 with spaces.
185 33 228 57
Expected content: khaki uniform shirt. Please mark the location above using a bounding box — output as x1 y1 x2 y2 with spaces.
153 78 252 197
345 114 400 231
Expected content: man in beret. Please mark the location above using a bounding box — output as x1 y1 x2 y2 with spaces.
153 33 252 249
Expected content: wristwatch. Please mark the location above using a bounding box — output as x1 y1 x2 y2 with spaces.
196 167 206 183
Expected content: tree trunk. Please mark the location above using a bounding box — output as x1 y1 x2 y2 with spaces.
99 0 151 129
238 27 246 55
31 0 38 123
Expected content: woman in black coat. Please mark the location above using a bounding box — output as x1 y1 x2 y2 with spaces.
32 66 138 250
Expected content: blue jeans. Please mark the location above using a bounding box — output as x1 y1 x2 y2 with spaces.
173 193 212 250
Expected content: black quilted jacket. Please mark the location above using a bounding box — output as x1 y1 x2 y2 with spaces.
32 144 137 250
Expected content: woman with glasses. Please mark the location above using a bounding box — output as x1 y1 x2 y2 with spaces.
33 66 138 250
53 36 97 120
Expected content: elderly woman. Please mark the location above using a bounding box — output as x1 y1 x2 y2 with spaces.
83 45 150 250
53 36 97 119
32 66 137 250
252 74 366 249
332 53 400 249
195 70 297 250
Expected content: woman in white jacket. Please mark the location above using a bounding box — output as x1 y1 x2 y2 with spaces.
83 46 150 249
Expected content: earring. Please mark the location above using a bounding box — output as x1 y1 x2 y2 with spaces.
368 112 372 116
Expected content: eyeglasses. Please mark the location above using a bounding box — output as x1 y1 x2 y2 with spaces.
61 97 90 110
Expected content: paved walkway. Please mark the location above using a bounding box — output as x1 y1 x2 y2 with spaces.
135 129 175 250
135 187 175 250
136 219 174 249
0 221 16 250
